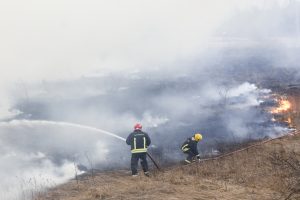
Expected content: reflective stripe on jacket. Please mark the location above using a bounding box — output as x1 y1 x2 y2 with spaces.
126 130 151 153
181 137 199 155
181 144 190 152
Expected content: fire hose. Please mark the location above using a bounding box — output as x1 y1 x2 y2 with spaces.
196 129 300 164
162 129 300 172
147 152 162 171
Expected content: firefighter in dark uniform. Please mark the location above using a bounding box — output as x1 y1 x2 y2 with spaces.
126 123 151 176
181 133 203 164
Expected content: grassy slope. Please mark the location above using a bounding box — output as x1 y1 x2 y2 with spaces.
38 134 300 200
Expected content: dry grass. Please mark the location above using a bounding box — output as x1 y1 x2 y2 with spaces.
37 134 300 200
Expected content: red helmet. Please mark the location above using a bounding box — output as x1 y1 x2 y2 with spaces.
134 123 142 130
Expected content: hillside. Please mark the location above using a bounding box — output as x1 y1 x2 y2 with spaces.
36 132 300 200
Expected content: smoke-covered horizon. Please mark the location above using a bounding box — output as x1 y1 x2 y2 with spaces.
1 1 300 199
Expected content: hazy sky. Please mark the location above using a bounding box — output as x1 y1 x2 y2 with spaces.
0 0 228 80
1 0 290 81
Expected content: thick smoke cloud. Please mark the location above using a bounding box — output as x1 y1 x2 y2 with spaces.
0 120 129 199
1 0 230 120
0 1 300 199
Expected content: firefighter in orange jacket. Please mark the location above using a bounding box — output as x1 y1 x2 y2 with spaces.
126 123 151 176
181 133 203 164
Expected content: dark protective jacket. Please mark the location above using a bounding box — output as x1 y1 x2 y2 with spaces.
181 137 199 155
126 130 151 153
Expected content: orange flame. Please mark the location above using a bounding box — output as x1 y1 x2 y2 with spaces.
271 99 291 114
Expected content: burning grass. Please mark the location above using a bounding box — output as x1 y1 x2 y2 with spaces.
271 98 292 114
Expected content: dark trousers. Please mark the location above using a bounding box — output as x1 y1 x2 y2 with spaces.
131 152 148 175
184 150 197 162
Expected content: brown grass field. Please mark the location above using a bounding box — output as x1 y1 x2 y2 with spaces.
36 132 300 200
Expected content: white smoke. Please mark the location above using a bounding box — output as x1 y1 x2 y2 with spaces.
226 83 271 108
0 0 299 199
0 120 128 199
1 0 298 118
0 153 75 200
141 112 169 128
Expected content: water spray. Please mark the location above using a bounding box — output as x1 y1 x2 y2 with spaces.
0 120 126 141
0 120 161 170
